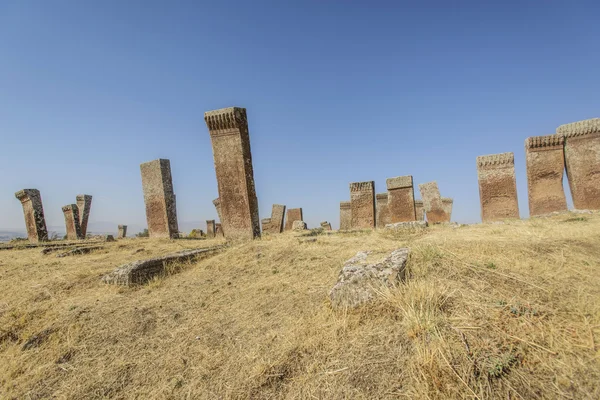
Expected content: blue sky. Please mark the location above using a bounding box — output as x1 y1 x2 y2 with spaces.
1 0 599 232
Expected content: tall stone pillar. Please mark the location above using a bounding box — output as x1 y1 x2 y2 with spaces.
414 200 425 221
140 159 179 238
441 198 453 222
418 182 449 224
386 176 416 222
557 118 600 210
269 204 286 233
525 134 567 216
14 189 48 243
76 194 92 237
212 198 222 222
375 193 391 227
285 208 303 231
62 204 83 240
205 107 260 240
206 220 216 238
476 152 519 222
350 181 375 229
118 225 128 239
339 201 351 230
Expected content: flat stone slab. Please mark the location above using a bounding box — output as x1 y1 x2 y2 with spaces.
102 246 223 286
385 221 428 230
329 248 409 309
56 246 104 258
292 220 308 230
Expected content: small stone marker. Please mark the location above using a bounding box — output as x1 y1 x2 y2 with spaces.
215 223 224 237
414 200 425 221
62 204 83 240
285 208 303 231
56 246 103 258
387 176 417 222
76 194 92 237
476 152 520 222
557 119 600 210
292 220 308 230
261 218 272 233
329 248 409 308
320 221 332 230
350 181 376 229
376 193 391 227
140 159 179 238
15 189 48 243
105 235 115 242
441 197 453 221
117 225 128 239
418 181 450 223
206 220 216 238
339 201 351 230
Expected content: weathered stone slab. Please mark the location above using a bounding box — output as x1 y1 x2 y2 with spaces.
339 201 351 230
292 220 308 230
212 198 222 222
441 198 453 221
215 223 224 237
102 246 222 286
350 181 376 229
385 221 428 230
525 134 568 216
261 218 272 233
206 220 216 238
386 176 416 222
476 153 520 222
320 221 332 230
140 159 179 238
76 194 92 237
205 107 260 240
285 208 303 231
376 193 391 228
329 248 409 308
57 246 103 258
270 204 286 233
418 181 449 223
117 225 127 239
105 235 115 242
414 200 425 221
14 189 48 243
557 118 600 210
62 204 83 240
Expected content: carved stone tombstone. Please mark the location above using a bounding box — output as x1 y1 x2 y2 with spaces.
206 220 216 238
441 198 453 222
285 208 303 231
525 134 568 216
418 182 449 224
376 193 391 228
212 198 222 222
476 152 519 222
140 159 179 238
215 223 224 237
414 200 425 221
62 204 83 240
557 118 600 210
339 201 351 230
261 218 272 233
205 107 260 240
350 181 376 229
76 194 92 237
320 221 332 231
386 176 416 222
265 204 286 234
15 189 48 243
118 225 128 239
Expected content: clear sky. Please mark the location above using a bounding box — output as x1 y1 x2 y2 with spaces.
1 0 599 232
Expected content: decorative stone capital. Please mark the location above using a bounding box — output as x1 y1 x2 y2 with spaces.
557 118 600 138
204 107 248 132
386 176 413 190
349 181 374 192
340 201 351 209
525 134 564 151
476 152 514 168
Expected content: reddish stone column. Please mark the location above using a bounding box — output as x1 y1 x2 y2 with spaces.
14 189 48 243
476 152 519 222
206 220 216 238
414 200 425 221
557 119 600 210
118 225 127 239
205 107 260 240
350 181 375 229
376 193 391 227
269 204 286 233
418 182 449 223
62 204 83 240
525 134 567 216
386 176 416 222
339 201 351 230
140 159 179 238
285 208 303 231
441 198 453 222
76 194 92 237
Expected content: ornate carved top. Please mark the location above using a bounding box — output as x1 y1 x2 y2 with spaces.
14 189 40 202
349 181 374 192
477 152 514 168
76 194 92 202
204 107 248 131
340 201 351 209
62 204 76 213
525 134 564 150
386 175 413 190
556 118 600 138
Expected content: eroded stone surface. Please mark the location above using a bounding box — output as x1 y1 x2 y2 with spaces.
212 198 222 222
320 221 332 231
376 193 391 228
329 248 409 308
418 182 449 223
441 198 453 222
386 176 416 223
62 204 83 240
292 220 308 230
263 204 286 234
215 223 224 237
117 225 127 239
476 153 520 222
339 201 351 230
261 218 272 233
557 118 600 210
525 134 568 216
205 107 260 240
102 246 222 286
350 181 375 229
206 220 216 238
285 208 303 231
57 246 103 258
15 189 48 243
140 159 179 238
414 200 425 221
385 221 428 230
76 194 92 237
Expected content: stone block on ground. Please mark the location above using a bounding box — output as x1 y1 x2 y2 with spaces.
320 221 332 231
285 208 303 231
292 220 308 230
117 225 128 239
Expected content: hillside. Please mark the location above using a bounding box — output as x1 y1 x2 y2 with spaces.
1 213 599 399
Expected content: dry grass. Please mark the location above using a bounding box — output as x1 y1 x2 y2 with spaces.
1 214 599 399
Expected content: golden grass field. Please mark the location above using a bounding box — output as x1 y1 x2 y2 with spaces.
1 213 599 399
